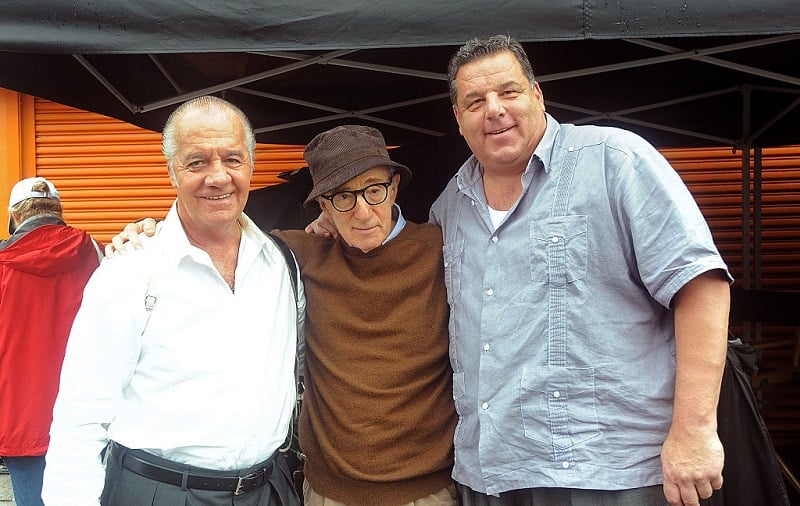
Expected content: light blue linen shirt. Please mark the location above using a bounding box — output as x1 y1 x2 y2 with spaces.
430 114 730 496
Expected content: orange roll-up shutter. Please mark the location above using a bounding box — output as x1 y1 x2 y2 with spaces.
665 145 800 290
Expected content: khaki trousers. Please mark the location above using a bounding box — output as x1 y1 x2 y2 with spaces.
303 479 458 506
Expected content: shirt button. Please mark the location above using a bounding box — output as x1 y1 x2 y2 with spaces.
491 236 498 243
551 236 559 243
562 461 570 469
444 261 449 268
553 391 561 398
486 288 493 296
483 343 490 351
482 402 489 410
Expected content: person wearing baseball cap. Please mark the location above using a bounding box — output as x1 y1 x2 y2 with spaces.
5 176 60 236
0 176 102 506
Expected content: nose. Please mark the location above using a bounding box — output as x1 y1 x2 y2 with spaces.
204 159 232 186
352 194 373 218
486 93 505 119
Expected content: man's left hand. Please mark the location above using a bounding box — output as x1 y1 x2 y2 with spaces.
661 427 724 506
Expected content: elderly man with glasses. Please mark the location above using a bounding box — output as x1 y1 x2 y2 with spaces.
277 125 457 505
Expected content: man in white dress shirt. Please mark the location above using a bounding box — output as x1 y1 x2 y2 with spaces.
42 96 304 506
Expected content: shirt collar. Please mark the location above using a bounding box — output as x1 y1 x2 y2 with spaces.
156 201 270 267
12 214 65 235
383 204 406 243
532 112 560 172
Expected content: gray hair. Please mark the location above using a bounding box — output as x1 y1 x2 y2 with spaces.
161 95 256 178
447 34 536 106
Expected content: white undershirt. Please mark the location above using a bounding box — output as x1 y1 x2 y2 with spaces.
488 206 509 231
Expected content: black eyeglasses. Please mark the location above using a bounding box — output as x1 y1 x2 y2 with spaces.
320 181 393 212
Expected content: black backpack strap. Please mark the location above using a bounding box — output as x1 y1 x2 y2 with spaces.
265 232 305 473
265 231 303 369
266 232 299 298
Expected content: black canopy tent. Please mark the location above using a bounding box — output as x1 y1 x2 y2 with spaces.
1 0 799 287
1 0 799 149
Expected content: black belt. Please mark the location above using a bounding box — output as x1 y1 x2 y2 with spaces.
112 442 274 496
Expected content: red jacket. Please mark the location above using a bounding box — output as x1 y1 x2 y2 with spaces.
0 218 100 456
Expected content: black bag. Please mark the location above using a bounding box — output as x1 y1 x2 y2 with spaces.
712 339 791 505
267 233 306 498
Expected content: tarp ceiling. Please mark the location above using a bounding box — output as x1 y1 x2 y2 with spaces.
1 0 799 148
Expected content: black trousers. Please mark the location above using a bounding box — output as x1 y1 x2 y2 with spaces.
457 484 673 506
101 443 301 506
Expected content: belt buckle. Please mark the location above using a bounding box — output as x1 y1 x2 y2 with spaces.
234 468 265 496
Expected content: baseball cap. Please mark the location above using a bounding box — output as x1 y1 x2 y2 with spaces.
8 177 60 208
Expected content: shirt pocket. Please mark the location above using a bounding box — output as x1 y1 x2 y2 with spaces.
520 366 600 449
530 215 588 286
443 239 464 304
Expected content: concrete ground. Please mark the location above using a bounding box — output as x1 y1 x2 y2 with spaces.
0 471 15 504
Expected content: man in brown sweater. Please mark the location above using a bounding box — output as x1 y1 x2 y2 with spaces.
273 125 456 506
110 125 457 506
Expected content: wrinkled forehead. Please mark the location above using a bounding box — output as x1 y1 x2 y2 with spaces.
332 165 394 192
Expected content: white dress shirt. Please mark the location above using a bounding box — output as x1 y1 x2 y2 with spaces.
42 203 304 505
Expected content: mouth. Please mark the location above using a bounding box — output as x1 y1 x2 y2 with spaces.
205 192 232 200
487 126 512 135
353 224 378 233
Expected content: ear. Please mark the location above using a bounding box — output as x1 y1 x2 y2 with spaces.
8 211 19 230
453 104 464 136
532 81 545 112
387 173 401 202
317 198 332 219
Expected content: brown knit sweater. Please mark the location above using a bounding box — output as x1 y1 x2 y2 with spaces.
274 223 456 505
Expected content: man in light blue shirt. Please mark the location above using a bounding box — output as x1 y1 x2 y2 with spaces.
430 35 731 506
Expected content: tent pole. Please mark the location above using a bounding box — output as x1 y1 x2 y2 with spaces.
754 147 763 291
740 86 753 342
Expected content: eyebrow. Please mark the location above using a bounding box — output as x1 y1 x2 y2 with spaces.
182 149 245 161
181 152 207 163
460 79 524 102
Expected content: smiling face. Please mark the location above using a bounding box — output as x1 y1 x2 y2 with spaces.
170 106 253 239
452 50 547 176
318 166 400 253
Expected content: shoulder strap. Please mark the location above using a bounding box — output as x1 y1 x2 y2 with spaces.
266 232 305 462
266 232 299 299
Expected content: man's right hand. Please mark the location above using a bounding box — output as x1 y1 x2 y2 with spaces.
104 218 158 257
304 212 339 239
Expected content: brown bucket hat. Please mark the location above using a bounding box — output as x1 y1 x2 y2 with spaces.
303 125 412 207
